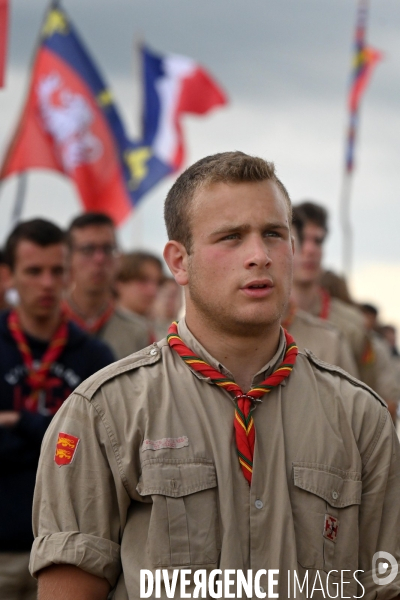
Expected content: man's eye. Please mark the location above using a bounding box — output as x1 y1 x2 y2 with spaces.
222 233 239 241
265 231 280 238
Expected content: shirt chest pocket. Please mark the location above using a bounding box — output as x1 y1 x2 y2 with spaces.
136 459 220 568
292 463 362 572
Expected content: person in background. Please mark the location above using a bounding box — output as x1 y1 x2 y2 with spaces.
115 251 164 341
360 302 380 333
291 202 397 418
359 303 399 420
381 324 400 358
319 269 354 305
282 303 358 376
64 213 150 359
291 202 367 369
0 250 11 312
151 277 183 339
381 324 400 433
283 242 358 376
0 219 114 600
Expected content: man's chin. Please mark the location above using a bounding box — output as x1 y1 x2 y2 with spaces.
223 313 281 337
32 306 59 320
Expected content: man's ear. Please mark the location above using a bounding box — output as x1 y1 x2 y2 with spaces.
163 241 189 286
0 264 13 290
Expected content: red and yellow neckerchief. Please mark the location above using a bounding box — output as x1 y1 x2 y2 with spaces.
63 298 114 334
167 322 298 485
8 309 68 412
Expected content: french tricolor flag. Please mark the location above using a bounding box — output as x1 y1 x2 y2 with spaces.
141 45 227 175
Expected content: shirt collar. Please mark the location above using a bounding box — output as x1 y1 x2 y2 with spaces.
177 319 287 389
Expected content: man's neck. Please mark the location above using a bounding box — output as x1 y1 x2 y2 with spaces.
17 307 62 342
185 309 281 392
291 281 320 314
69 287 111 320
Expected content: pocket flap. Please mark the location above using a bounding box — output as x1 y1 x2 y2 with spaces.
137 459 217 497
293 463 361 508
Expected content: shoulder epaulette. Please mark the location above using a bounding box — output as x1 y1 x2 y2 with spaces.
74 341 165 400
304 349 387 408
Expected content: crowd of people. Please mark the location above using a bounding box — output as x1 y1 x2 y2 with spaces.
0 152 399 598
0 213 182 599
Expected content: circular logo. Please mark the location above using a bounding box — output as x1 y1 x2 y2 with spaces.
372 551 399 586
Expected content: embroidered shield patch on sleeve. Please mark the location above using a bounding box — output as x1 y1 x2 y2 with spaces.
54 432 80 466
323 514 339 542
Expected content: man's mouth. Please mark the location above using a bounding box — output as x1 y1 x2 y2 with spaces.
241 280 274 297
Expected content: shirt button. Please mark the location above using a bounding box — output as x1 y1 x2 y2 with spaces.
332 491 339 500
255 499 263 509
150 348 158 356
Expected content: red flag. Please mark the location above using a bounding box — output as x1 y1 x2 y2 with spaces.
0 0 8 88
0 5 134 224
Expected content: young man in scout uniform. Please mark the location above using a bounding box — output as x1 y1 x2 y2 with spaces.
0 219 114 600
291 201 398 418
64 212 151 359
31 153 400 599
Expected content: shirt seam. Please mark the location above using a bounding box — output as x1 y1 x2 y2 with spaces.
74 392 132 496
362 407 388 468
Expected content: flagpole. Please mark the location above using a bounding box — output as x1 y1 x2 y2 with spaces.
340 169 353 277
11 171 27 226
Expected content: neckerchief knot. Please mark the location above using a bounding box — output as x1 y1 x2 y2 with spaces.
167 322 298 485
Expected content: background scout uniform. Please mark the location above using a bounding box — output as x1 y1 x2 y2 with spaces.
64 299 150 360
283 305 359 377
30 322 400 599
0 309 114 598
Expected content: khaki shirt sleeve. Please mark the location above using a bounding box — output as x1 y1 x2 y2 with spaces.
358 405 400 599
29 392 131 587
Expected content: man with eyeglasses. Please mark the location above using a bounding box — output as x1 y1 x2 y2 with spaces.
64 213 150 359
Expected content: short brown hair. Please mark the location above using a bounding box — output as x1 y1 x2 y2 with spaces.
292 201 328 236
116 251 164 283
164 151 291 252
5 219 66 271
67 212 115 247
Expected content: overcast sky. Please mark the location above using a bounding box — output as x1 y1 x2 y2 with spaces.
0 0 399 327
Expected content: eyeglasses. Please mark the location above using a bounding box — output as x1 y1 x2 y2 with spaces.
73 244 118 258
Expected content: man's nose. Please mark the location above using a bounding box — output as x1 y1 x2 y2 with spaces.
244 236 272 268
41 271 57 288
302 239 319 256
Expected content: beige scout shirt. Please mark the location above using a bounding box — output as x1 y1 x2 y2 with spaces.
287 309 359 377
311 295 367 366
98 307 150 360
359 332 399 403
30 321 400 599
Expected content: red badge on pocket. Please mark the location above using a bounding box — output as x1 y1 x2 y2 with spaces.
54 432 80 466
323 514 339 542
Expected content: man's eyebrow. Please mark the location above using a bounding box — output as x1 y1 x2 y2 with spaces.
209 222 290 236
